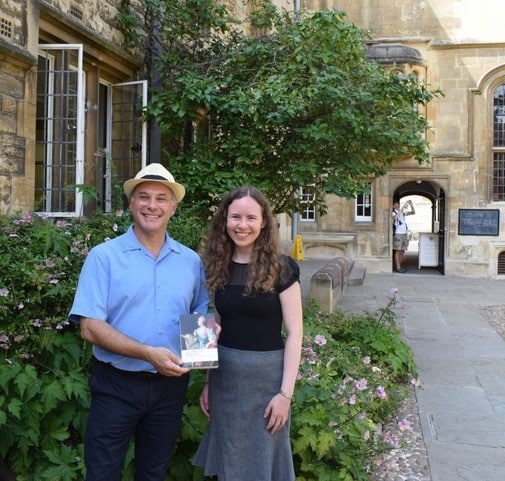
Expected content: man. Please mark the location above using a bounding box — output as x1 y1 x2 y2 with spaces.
69 163 209 481
391 199 415 273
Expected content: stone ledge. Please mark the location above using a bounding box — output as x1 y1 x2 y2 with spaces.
309 257 366 313
300 232 357 259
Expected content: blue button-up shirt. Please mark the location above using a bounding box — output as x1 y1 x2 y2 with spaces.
69 226 209 372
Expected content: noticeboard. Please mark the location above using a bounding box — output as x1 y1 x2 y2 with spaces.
458 209 500 236
418 233 439 268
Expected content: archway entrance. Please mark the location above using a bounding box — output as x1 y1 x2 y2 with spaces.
393 180 445 275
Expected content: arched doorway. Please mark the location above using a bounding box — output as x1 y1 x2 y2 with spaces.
393 180 445 274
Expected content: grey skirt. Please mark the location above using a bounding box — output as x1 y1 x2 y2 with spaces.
192 345 295 481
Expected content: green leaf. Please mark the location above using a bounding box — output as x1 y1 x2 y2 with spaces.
7 398 22 419
43 379 67 411
14 364 38 398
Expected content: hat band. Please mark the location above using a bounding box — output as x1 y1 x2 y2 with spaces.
140 174 169 181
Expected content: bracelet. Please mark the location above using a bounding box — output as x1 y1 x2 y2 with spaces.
278 389 292 400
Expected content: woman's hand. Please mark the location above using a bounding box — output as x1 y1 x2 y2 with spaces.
264 393 291 435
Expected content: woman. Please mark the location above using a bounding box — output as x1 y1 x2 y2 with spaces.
193 186 303 481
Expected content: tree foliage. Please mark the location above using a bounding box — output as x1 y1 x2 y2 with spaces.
120 0 440 215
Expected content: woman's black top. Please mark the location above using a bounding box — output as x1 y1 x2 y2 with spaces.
215 255 300 351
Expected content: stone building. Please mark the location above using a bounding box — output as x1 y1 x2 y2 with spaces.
2 0 505 278
0 0 147 217
293 0 505 278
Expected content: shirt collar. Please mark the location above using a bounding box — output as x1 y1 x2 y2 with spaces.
121 225 182 257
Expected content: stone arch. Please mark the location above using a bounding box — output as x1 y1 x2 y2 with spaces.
392 179 446 274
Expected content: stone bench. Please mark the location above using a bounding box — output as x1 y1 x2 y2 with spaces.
309 257 365 313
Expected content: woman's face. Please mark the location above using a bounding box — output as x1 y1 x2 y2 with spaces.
226 195 265 251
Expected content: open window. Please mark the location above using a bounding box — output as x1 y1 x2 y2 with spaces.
35 43 147 216
35 44 84 216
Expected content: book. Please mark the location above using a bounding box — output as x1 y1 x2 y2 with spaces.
180 313 219 369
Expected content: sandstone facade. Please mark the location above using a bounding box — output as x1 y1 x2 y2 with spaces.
293 0 505 278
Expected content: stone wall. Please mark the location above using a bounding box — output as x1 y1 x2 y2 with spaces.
0 0 143 214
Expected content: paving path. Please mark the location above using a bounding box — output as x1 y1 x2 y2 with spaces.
298 259 505 481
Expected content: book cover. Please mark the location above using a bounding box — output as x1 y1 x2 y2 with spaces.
180 313 219 369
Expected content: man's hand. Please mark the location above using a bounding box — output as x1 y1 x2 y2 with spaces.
146 346 190 377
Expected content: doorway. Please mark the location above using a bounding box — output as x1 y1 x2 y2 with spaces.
393 181 445 274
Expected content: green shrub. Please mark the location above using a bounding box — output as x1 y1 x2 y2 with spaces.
0 212 417 480
290 301 418 481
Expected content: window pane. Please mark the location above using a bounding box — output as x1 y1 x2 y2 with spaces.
493 152 505 201
355 186 372 221
111 83 146 191
493 85 505 147
299 187 315 221
36 47 82 214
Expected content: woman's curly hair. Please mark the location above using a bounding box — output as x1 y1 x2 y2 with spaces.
202 186 281 295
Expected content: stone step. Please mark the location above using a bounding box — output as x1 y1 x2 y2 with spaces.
347 266 366 286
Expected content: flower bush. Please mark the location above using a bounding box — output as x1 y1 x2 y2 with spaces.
291 300 418 481
0 211 418 480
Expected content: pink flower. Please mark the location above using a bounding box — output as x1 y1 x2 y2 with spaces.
0 288 9 297
376 386 387 399
355 378 368 391
362 356 371 365
411 378 421 387
398 419 411 431
349 394 356 405
314 334 327 346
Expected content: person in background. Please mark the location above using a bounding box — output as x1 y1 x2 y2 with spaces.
69 163 209 481
193 186 303 481
392 198 415 273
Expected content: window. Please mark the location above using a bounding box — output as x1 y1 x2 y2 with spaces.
36 45 84 216
355 184 373 222
35 43 148 215
109 80 148 209
299 187 315 221
493 84 505 201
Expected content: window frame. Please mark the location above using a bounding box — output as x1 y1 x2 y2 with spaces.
354 183 373 222
36 44 85 217
493 84 505 202
299 186 316 222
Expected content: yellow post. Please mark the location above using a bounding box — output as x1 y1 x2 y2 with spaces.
291 234 304 261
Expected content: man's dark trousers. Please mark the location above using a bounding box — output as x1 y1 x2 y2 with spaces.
84 359 189 481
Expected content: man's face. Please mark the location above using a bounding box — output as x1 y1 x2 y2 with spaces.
129 181 177 236
393 202 400 210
